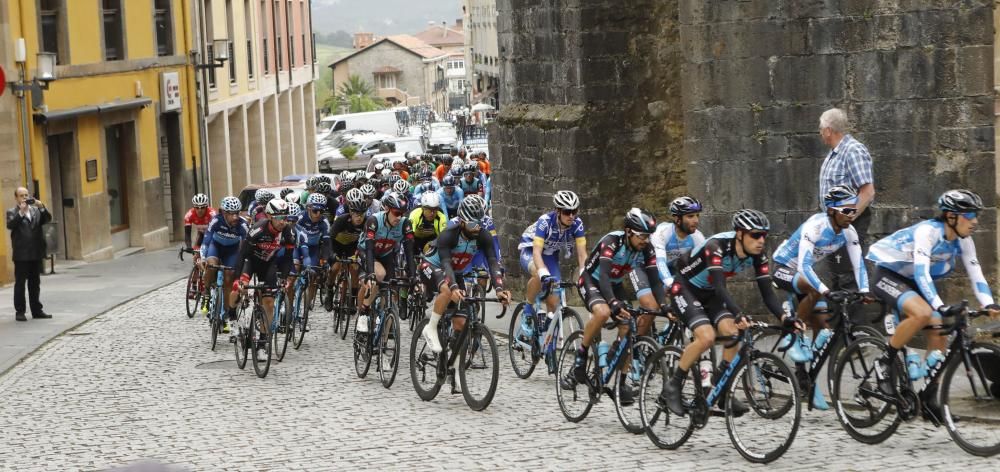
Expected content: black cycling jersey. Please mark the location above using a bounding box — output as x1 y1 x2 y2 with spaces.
580 231 666 307
330 213 365 249
236 219 297 277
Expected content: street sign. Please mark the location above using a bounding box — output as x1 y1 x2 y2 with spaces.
160 71 181 112
0 65 6 96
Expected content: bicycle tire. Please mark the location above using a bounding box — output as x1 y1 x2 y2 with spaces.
294 286 309 350
555 330 595 422
410 318 444 401
727 351 801 463
353 310 373 378
615 336 660 434
831 336 901 444
209 285 223 351
639 345 694 449
941 342 1000 456
460 323 499 411
234 303 249 370
251 306 272 378
508 302 538 379
338 275 353 340
274 293 291 362
827 324 884 388
378 308 401 389
185 266 201 318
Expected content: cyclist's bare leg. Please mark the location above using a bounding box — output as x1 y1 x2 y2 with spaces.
635 292 660 337
794 277 827 332
262 295 275 336
359 262 386 309
716 318 740 363
679 324 715 371
222 270 235 311
203 257 220 295
889 296 934 350
581 303 611 348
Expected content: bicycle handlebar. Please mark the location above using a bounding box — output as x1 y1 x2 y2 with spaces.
539 279 577 299
178 246 197 261
463 296 509 320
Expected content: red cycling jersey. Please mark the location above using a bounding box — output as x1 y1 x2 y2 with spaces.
184 207 215 249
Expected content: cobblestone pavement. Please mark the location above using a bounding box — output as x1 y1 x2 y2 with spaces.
0 281 993 471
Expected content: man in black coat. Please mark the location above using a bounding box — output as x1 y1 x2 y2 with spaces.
6 187 52 321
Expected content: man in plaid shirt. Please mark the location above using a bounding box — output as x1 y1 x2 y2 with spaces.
817 108 875 293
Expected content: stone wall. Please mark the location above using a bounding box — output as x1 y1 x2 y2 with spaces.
493 0 996 305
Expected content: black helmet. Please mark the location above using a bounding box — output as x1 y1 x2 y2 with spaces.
623 208 656 233
938 189 983 213
823 185 859 208
314 181 332 194
669 196 702 216
440 155 454 165
381 192 407 211
732 209 770 232
279 188 294 199
457 195 488 222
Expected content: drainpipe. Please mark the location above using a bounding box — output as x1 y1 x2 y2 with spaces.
284 0 292 85
270 0 280 92
15 0 35 197
307 0 315 80
181 0 202 194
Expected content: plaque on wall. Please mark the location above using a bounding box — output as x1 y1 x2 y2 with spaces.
86 159 98 181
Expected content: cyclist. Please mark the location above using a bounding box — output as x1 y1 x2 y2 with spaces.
470 151 490 177
409 192 448 253
235 199 297 356
325 188 368 311
356 192 417 333
651 196 706 290
867 189 1000 419
434 154 454 182
184 193 215 256
659 209 798 416
437 175 464 218
359 183 381 216
419 195 511 353
249 189 274 222
295 193 332 309
771 185 869 409
459 162 485 197
198 196 249 330
571 208 671 406
517 191 587 336
392 178 412 209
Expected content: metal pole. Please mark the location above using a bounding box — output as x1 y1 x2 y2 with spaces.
18 63 35 197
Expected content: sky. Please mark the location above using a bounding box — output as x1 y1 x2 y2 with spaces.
311 0 462 35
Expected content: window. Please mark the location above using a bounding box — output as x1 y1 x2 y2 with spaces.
154 0 174 56
300 1 307 65
203 0 215 88
275 1 282 71
311 33 316 63
226 0 235 84
288 33 294 69
244 0 254 79
374 73 396 90
38 0 65 64
261 0 269 74
102 0 125 61
277 36 283 71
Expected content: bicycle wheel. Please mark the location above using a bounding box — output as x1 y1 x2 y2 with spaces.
251 306 272 378
827 324 884 387
460 323 499 411
615 336 660 434
338 278 353 341
209 286 222 351
234 303 250 370
378 308 401 389
830 336 901 444
727 351 801 463
274 293 292 362
941 342 1000 456
507 302 538 379
639 345 694 449
555 330 595 422
353 310 372 378
185 266 201 318
410 318 444 401
294 288 310 349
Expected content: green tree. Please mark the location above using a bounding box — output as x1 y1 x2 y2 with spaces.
326 75 386 113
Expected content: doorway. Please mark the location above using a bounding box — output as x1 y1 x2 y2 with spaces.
106 123 131 251
45 132 75 259
161 113 187 241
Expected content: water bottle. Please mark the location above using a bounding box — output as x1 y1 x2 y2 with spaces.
906 353 926 381
597 341 610 369
925 350 945 380
813 328 833 354
884 310 900 335
699 359 713 388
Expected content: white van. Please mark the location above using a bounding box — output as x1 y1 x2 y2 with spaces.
316 110 399 141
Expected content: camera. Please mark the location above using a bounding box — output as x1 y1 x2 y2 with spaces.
26 198 36 205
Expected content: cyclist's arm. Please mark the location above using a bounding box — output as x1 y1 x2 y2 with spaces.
235 237 252 277
641 247 668 306
478 230 506 290
184 225 193 249
402 218 416 277
913 223 945 310
796 227 829 294
844 226 870 293
595 240 618 302
199 221 216 259
958 236 995 307
363 216 378 275
650 224 674 287
575 237 587 276
753 257 786 319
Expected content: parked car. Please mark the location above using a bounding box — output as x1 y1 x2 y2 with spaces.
317 132 394 172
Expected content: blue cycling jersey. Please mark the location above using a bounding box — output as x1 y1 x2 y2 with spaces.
437 187 465 219
357 212 412 257
773 213 868 294
581 231 656 284
459 176 483 196
295 216 331 248
425 218 491 275
650 222 705 286
199 213 249 258
867 219 993 309
678 231 770 291
517 211 585 257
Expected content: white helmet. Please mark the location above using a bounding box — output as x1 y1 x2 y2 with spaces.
392 179 409 194
420 192 441 209
284 192 299 204
287 202 302 219
220 196 242 213
191 193 209 208
265 198 289 216
453 157 464 168
553 190 580 211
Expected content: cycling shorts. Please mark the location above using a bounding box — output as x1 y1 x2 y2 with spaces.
331 242 358 260
671 279 735 331
870 266 928 318
518 248 561 281
205 244 240 269
360 252 397 279
244 257 292 297
576 274 629 310
418 261 470 317
772 263 806 298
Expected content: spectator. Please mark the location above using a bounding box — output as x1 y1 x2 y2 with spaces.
6 187 52 322
817 108 875 291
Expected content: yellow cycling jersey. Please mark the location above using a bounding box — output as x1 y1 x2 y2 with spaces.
408 208 447 239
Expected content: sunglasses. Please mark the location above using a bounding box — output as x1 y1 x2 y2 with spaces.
388 208 403 217
224 211 240 216
960 211 978 220
747 231 768 240
272 215 288 221
309 208 323 213
632 232 651 241
560 209 579 217
349 211 365 217
831 206 858 216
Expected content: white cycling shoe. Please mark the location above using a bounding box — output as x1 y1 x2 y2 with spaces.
422 323 443 353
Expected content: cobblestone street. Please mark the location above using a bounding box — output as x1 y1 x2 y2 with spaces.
0 281 994 471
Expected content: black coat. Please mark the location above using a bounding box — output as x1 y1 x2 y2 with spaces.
6 205 51 261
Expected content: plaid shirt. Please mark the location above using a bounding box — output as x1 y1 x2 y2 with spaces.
819 134 873 206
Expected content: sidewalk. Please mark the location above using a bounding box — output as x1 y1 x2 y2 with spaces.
0 247 190 374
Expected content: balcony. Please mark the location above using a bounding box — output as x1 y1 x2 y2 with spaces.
377 87 409 105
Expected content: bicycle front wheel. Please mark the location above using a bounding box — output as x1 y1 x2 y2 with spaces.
185 266 201 318
234 303 250 370
294 288 310 349
409 318 444 401
830 336 900 444
459 323 499 411
274 293 292 362
555 330 594 422
209 287 222 351
615 336 660 434
251 306 272 378
507 302 538 379
726 351 801 464
378 308 401 389
941 342 1000 456
639 345 694 449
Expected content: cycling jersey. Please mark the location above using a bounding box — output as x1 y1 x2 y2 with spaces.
295 214 332 265
423 218 504 290
459 176 483 196
517 211 586 257
650 222 705 287
408 207 447 240
183 207 215 249
437 187 465 219
470 215 502 270
578 231 666 308
867 219 994 309
199 213 249 258
358 211 415 276
236 219 296 293
772 213 869 294
675 231 783 318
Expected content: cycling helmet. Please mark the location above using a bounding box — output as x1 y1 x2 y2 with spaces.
305 176 318 189
419 170 433 182
553 190 580 211
381 192 407 211
365 171 376 180
254 189 275 204
279 188 294 199
316 175 332 184
823 185 859 208
457 195 487 222
191 193 209 208
442 175 456 187
314 182 332 194
388 173 402 184
265 198 289 216
938 189 983 213
284 192 299 204
346 187 365 207
669 196 703 216
340 170 351 180
360 183 377 199
732 209 770 232
307 193 327 209
623 208 656 233
453 157 464 168
374 162 386 173
220 196 242 213
450 166 464 178
440 155 454 165
380 169 391 178
392 179 409 194
463 162 479 174
420 192 441 208
417 182 434 193
287 202 302 219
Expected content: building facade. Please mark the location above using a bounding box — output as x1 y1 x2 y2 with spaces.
330 35 449 115
0 0 202 283
197 0 318 203
463 0 499 108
